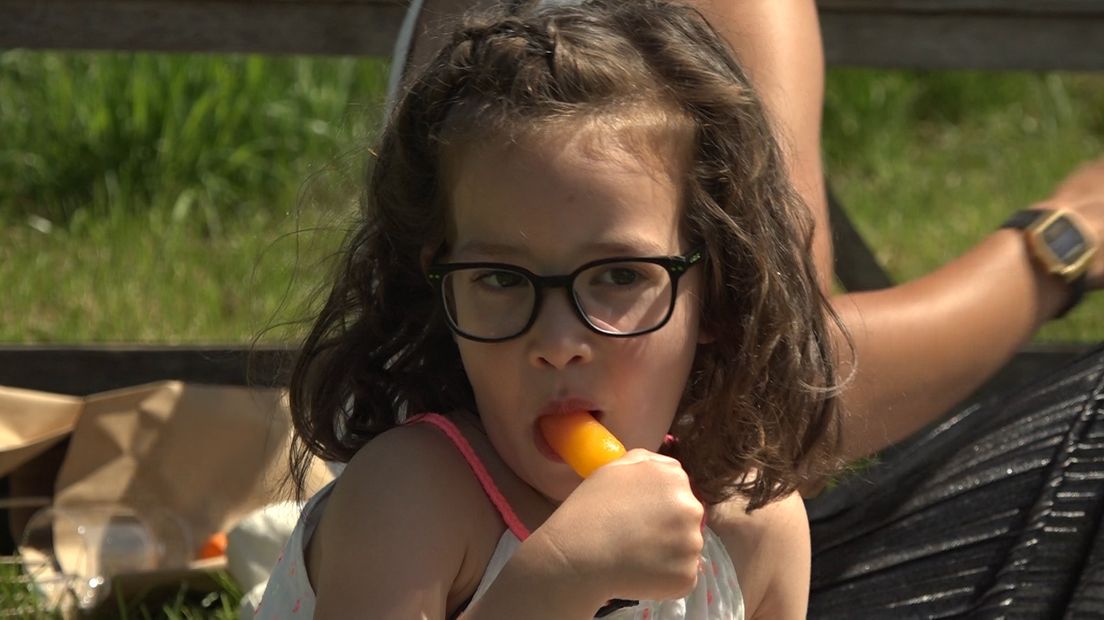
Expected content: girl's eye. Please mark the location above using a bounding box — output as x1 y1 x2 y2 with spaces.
595 266 646 287
473 269 526 289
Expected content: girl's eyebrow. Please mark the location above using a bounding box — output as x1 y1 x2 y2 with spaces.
592 239 670 256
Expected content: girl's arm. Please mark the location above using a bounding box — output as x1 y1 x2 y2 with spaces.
691 0 1104 464
712 492 811 620
465 450 708 618
458 532 609 619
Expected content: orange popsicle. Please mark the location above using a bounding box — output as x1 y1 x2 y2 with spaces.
539 410 626 478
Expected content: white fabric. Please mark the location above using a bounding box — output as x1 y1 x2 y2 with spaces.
227 502 303 594
472 526 744 619
252 482 332 618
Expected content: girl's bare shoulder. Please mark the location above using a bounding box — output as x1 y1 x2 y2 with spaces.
309 419 500 615
328 420 490 519
707 488 808 543
708 490 810 619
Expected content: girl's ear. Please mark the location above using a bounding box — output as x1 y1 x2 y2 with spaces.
693 285 714 344
697 323 715 345
420 245 439 273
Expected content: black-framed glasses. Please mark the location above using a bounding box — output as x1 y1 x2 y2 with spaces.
427 248 705 343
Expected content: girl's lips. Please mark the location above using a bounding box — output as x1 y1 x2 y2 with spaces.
537 398 600 419
534 403 604 463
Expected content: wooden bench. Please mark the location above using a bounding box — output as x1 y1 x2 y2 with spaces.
4 0 1104 69
0 0 1101 396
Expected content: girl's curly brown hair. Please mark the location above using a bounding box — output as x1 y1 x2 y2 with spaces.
289 0 845 511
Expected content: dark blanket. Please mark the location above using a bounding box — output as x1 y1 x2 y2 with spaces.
807 345 1104 618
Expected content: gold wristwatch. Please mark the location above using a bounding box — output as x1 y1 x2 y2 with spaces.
1002 208 1096 318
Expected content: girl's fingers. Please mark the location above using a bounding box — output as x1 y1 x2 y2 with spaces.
606 447 675 466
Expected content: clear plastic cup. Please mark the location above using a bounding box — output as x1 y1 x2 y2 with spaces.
14 501 192 613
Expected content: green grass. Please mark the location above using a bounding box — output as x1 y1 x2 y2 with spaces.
0 51 385 343
0 559 241 619
0 557 52 618
0 199 349 343
0 51 386 223
3 56 1102 344
108 571 242 620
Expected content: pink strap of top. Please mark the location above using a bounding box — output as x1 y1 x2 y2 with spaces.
406 413 531 542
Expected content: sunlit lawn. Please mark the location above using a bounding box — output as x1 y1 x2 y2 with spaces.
2 58 1101 345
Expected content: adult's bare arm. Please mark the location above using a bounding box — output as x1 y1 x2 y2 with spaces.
686 0 832 280
692 0 1104 465
838 162 1104 459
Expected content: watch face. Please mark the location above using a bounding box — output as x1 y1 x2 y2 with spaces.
1041 216 1088 263
1028 211 1095 281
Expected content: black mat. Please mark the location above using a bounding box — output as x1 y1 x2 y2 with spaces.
808 345 1104 618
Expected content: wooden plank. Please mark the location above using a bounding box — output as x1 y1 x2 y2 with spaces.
0 0 407 57
0 343 1093 399
0 345 296 395
819 11 1104 70
2 0 1104 70
819 0 1104 14
828 185 893 292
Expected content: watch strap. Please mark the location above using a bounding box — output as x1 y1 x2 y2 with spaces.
1001 208 1047 230
1001 208 1086 319
1057 274 1087 319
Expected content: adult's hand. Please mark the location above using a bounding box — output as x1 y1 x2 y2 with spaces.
1041 157 1104 288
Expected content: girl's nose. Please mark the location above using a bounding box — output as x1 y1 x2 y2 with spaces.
527 290 594 370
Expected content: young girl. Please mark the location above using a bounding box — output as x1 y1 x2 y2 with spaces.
258 0 842 617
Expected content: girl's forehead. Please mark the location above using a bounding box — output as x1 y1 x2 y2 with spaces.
443 109 693 176
443 128 690 261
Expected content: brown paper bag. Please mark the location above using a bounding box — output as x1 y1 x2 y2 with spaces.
0 386 82 479
52 381 332 563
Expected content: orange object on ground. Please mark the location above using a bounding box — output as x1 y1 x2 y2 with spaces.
539 410 626 478
198 531 228 559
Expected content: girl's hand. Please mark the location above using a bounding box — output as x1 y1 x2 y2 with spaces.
536 448 705 604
